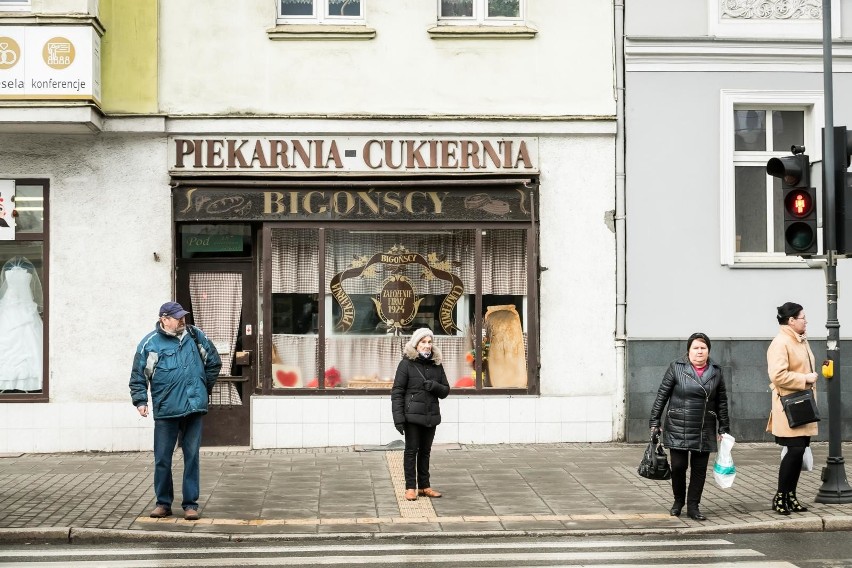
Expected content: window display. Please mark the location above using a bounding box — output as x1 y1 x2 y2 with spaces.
265 225 530 392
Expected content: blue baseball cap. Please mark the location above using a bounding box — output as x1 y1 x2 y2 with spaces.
159 301 189 319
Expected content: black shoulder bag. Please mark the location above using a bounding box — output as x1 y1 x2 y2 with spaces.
779 355 820 428
637 432 671 480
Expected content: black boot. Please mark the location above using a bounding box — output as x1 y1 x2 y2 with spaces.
786 491 808 513
670 500 684 517
772 491 790 515
686 502 707 521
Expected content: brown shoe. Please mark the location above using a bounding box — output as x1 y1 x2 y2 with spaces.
404 489 417 501
418 488 442 498
184 508 200 521
149 505 172 518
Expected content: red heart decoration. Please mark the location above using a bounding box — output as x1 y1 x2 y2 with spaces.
275 370 298 387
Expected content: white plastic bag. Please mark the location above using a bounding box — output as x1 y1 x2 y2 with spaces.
713 433 736 489
781 446 814 471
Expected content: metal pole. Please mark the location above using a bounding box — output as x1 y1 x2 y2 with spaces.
815 0 852 503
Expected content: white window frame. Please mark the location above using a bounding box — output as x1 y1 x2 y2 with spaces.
0 0 30 12
277 0 366 25
720 90 824 267
437 0 525 26
708 0 840 39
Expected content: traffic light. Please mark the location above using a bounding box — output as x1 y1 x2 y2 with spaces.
767 150 818 256
828 126 852 254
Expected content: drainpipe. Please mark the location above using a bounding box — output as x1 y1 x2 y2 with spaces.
613 0 627 441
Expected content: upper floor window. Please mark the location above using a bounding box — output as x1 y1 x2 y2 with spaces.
0 0 29 11
439 0 524 25
279 0 365 24
720 90 823 266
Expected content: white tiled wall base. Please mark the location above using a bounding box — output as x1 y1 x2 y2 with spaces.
0 395 614 453
0 402 154 453
251 395 615 449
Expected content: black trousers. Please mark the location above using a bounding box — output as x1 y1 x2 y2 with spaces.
777 437 810 493
669 449 710 507
403 423 436 490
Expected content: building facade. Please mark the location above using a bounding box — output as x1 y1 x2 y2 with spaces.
625 0 852 442
0 0 620 452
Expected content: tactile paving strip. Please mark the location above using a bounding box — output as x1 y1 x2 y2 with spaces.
385 451 437 518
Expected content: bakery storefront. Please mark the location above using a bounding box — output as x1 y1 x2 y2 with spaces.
169 135 539 447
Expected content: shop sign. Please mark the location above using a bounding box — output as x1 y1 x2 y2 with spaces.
181 233 243 253
176 186 534 222
0 180 13 240
330 246 464 334
169 136 538 174
0 26 100 102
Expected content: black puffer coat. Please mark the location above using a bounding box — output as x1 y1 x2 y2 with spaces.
649 355 730 453
391 345 450 428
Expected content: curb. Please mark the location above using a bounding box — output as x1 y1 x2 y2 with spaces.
1 517 847 544
0 528 70 544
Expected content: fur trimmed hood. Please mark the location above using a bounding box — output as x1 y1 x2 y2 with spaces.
403 343 443 365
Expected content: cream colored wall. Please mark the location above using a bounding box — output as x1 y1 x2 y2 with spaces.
159 0 615 117
30 0 97 14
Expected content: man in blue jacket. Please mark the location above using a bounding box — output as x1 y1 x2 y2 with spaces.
129 301 222 521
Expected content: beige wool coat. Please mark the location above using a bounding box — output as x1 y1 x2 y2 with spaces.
766 325 819 438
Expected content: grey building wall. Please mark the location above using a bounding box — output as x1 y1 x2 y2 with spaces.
626 339 852 443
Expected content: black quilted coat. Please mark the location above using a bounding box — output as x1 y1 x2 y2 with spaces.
649 355 730 453
391 345 450 428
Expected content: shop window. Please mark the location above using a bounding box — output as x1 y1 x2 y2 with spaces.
720 90 823 266
265 224 532 393
438 0 524 24
0 180 47 400
278 0 365 24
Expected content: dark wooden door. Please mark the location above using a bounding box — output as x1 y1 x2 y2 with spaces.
177 262 255 446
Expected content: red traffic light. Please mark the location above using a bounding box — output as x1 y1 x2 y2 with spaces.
784 190 814 219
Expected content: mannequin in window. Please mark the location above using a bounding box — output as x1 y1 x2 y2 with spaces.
0 256 43 391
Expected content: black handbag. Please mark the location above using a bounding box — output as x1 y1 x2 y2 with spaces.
638 433 672 480
780 388 820 428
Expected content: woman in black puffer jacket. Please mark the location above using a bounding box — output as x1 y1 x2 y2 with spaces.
391 327 450 501
649 332 730 522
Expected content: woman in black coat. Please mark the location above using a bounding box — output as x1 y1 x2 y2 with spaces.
391 327 450 501
649 332 730 521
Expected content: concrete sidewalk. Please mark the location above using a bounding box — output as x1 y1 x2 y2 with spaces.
2 441 852 543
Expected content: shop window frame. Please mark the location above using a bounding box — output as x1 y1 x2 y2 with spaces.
260 220 539 396
0 178 49 403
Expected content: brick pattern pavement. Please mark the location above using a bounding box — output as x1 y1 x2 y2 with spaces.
2 442 852 536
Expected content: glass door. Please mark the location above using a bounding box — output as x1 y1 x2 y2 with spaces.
177 262 255 446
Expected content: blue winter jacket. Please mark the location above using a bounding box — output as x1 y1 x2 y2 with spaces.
129 323 222 419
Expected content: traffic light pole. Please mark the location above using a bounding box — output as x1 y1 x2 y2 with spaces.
815 0 852 504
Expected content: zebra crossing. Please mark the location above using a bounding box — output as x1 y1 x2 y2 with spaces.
0 537 798 567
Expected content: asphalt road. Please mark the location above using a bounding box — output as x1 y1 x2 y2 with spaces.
1 532 851 567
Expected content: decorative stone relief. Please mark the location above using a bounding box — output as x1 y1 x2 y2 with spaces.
721 0 821 20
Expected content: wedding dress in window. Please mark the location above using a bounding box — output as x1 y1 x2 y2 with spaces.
0 257 43 391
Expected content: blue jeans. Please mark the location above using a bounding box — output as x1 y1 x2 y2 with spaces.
153 413 203 511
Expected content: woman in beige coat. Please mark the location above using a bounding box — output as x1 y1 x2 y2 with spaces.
766 301 819 515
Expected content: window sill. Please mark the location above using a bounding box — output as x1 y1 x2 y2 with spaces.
728 255 825 269
267 24 376 41
427 24 537 40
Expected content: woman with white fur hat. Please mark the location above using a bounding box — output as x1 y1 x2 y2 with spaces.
391 327 451 501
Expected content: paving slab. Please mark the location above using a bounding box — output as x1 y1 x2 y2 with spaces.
2 442 852 542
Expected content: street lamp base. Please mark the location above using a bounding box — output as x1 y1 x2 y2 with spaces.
815 457 852 504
